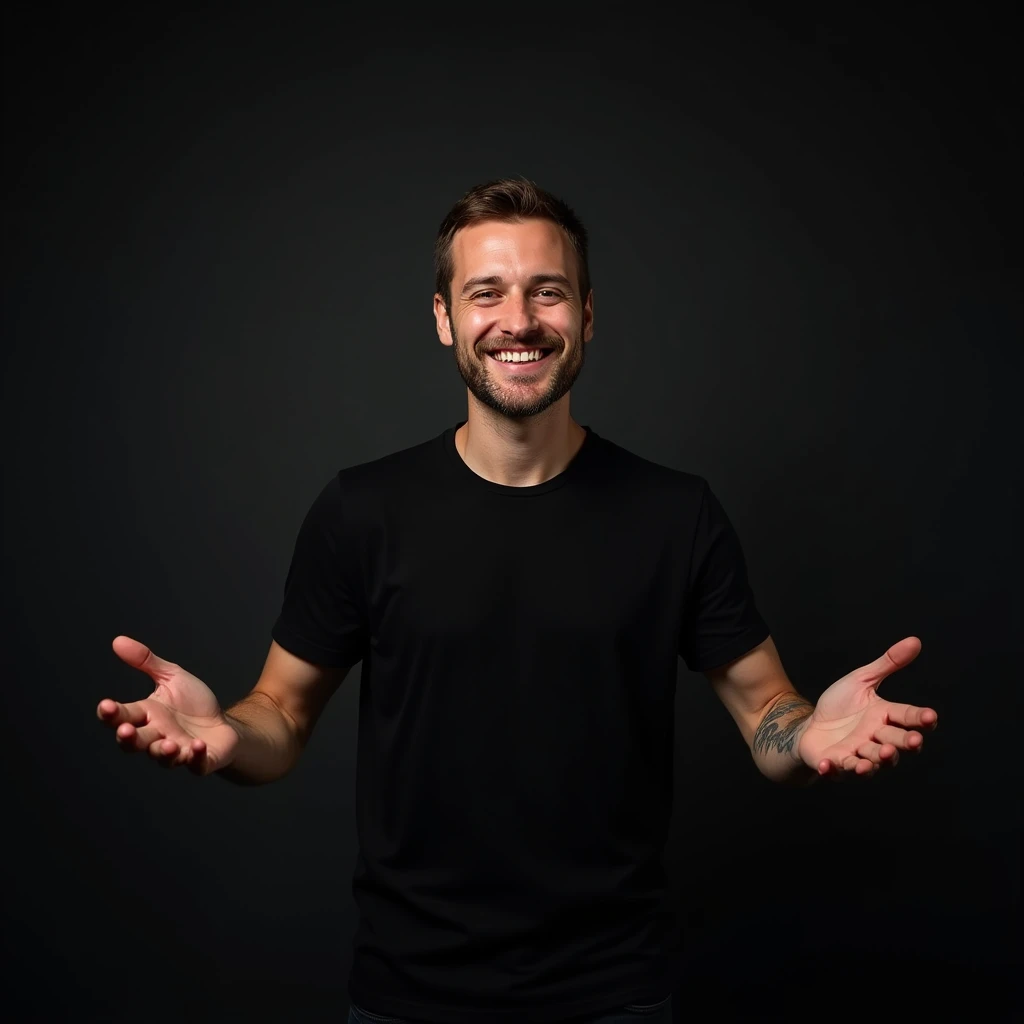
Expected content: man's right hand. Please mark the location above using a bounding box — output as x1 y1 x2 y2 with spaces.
97 636 240 775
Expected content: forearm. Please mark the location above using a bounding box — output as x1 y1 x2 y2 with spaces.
751 692 819 787
217 690 303 785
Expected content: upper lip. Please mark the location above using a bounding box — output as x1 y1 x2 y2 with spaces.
485 345 554 352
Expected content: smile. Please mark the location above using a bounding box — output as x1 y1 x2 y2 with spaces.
487 348 555 371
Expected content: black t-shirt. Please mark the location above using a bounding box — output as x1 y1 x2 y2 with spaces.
271 420 770 1023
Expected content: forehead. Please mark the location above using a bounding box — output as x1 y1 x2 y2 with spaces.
450 218 575 282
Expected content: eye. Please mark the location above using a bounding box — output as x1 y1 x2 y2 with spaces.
536 289 563 300
473 290 499 300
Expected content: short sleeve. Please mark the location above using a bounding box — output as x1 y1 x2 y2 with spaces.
271 474 369 669
678 481 771 672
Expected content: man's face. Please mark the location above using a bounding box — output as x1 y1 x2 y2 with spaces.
434 218 594 420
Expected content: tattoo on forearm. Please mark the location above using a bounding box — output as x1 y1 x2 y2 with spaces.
752 693 814 760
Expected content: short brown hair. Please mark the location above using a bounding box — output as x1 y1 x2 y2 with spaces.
434 177 590 312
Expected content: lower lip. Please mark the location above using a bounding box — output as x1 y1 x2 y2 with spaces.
486 351 555 375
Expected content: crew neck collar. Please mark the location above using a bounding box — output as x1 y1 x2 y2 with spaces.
442 420 595 496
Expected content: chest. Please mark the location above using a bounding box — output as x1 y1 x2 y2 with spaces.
364 506 683 661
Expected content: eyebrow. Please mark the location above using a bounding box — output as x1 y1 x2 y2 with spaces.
459 273 574 296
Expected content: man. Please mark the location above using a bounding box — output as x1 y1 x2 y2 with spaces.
97 178 939 1024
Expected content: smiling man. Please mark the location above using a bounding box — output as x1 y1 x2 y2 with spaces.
99 178 938 1024
437 209 591 453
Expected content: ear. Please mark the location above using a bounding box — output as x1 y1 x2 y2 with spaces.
582 289 594 342
434 293 453 348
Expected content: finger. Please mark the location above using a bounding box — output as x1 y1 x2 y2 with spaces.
856 740 883 764
862 636 922 686
116 722 169 752
167 740 190 768
839 753 876 775
149 737 180 766
872 724 924 752
98 699 148 728
114 722 144 752
186 740 209 776
856 740 900 767
817 758 858 780
149 735 202 770
111 636 178 685
171 738 202 769
884 703 938 731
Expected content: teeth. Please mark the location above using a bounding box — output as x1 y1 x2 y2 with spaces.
492 349 546 362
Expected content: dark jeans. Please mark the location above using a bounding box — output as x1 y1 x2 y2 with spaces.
347 991 673 1024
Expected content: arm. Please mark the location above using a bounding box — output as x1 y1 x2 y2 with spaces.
703 635 819 787
217 641 353 786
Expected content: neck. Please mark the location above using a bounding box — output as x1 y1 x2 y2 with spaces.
455 404 586 488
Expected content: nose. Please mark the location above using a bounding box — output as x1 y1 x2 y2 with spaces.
498 290 540 339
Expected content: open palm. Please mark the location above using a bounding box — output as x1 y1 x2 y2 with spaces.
97 636 239 775
796 636 938 778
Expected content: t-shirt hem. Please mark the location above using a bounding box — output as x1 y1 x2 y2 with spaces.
347 959 675 1023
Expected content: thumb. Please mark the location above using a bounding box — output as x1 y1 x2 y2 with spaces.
111 635 177 685
862 635 922 687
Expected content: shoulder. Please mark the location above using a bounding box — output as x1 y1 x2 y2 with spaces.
308 432 442 530
335 433 439 491
588 430 708 505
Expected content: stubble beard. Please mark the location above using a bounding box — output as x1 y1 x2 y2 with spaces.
449 319 586 420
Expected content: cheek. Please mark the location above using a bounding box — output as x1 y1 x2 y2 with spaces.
459 309 491 341
544 309 579 336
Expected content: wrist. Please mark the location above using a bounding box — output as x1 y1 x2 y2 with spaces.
217 695 301 784
791 714 813 765
750 693 816 785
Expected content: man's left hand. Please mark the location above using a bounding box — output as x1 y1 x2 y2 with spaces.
795 636 938 779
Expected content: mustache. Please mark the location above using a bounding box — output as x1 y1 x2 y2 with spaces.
478 336 563 353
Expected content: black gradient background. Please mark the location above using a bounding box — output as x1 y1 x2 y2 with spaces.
3 4 1020 1021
